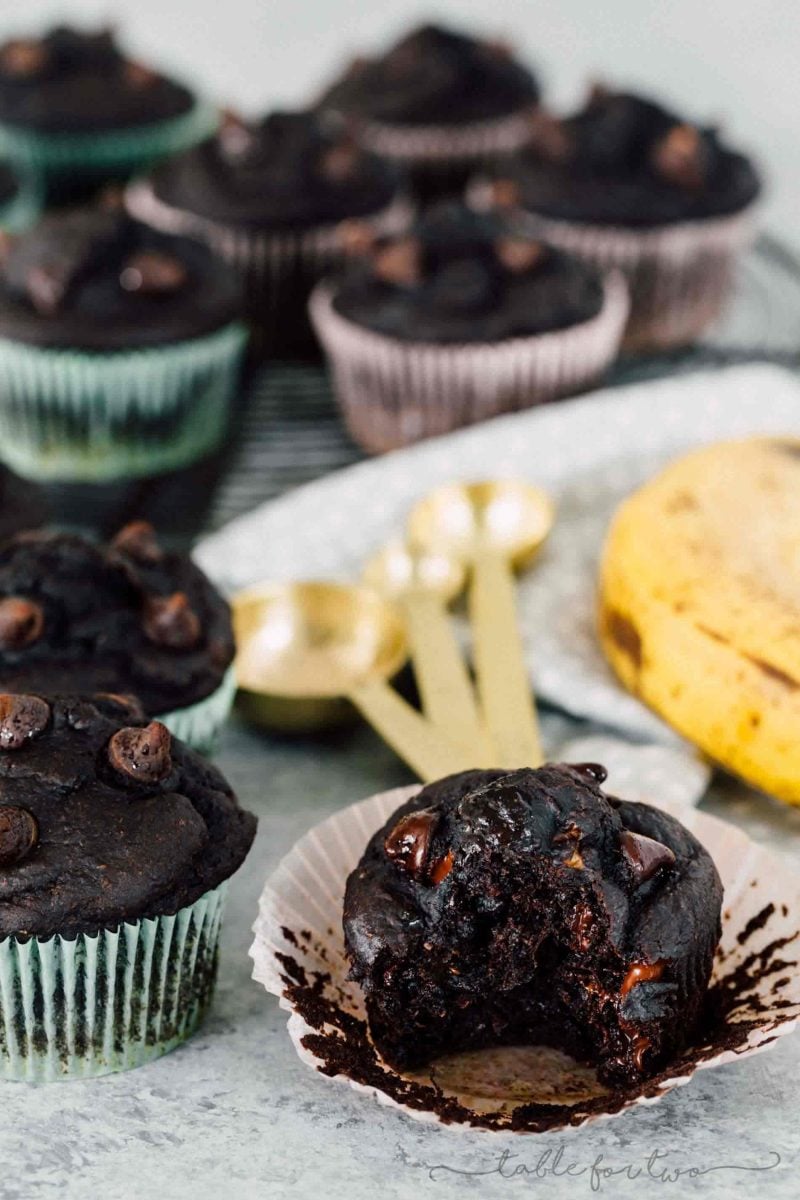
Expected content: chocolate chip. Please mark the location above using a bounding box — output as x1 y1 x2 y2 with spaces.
119 252 188 295
651 123 706 190
0 695 51 750
0 597 44 650
143 592 201 650
0 806 38 867
496 238 544 273
93 692 146 721
110 520 164 564
321 142 359 182
0 40 47 78
123 60 157 89
373 239 421 287
429 849 454 885
568 762 609 785
108 721 172 783
620 959 665 996
384 807 439 878
620 830 676 884
26 264 70 315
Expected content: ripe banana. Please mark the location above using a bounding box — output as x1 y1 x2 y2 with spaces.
598 437 800 804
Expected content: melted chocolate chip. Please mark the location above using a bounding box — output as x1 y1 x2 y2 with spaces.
620 829 676 884
374 239 421 287
568 762 609 785
621 960 665 995
384 807 439 878
111 520 164 564
0 694 51 750
119 251 188 294
143 592 201 650
93 692 146 721
108 721 172 783
429 848 454 884
0 597 44 649
0 805 38 867
651 124 706 190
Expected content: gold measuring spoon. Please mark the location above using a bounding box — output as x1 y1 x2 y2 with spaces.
363 539 492 764
232 581 473 782
408 480 554 770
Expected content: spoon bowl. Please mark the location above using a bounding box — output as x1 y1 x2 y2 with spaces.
408 479 554 568
233 581 408 732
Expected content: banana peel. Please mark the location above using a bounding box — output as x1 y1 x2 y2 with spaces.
598 437 800 805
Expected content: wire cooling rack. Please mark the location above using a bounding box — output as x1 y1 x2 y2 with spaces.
5 233 800 545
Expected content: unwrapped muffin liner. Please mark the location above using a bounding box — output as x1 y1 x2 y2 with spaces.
0 320 248 482
0 882 227 1082
309 274 629 452
252 782 800 1133
158 663 237 754
0 100 217 187
127 182 413 357
514 204 757 351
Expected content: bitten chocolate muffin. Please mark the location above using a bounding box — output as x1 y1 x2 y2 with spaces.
317 24 540 200
128 110 407 358
0 523 235 746
0 205 246 481
0 692 255 1080
0 26 213 202
487 86 760 349
311 202 627 451
344 765 722 1089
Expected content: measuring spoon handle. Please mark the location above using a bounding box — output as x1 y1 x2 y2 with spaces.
402 590 493 765
469 549 543 770
349 678 475 783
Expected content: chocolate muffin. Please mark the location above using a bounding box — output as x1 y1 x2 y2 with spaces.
128 110 408 358
344 765 722 1089
0 523 235 750
317 23 540 201
487 87 760 348
311 202 627 450
0 692 255 1080
0 204 246 481
0 26 215 203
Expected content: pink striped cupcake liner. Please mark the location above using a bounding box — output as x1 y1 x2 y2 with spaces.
309 272 629 453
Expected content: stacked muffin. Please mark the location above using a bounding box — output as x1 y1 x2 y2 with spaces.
0 521 255 1081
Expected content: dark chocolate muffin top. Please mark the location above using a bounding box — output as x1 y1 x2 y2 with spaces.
0 205 242 350
318 24 539 127
0 693 255 940
0 524 234 716
0 26 195 135
331 202 605 342
499 87 760 227
147 110 402 230
345 765 722 1086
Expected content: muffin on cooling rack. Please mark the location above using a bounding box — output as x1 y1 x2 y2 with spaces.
482 86 760 350
316 23 540 202
310 201 627 451
128 109 409 359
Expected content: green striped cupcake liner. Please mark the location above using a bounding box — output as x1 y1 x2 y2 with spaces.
0 882 227 1082
0 321 248 482
158 664 237 754
0 100 217 185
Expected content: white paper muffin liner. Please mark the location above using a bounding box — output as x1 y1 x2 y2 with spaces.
516 205 757 352
127 181 412 354
309 274 629 453
0 882 227 1082
251 781 800 1133
157 663 237 754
